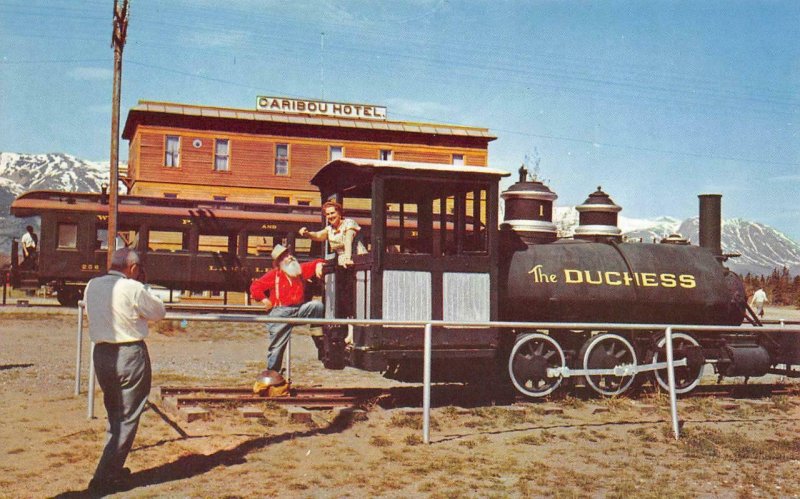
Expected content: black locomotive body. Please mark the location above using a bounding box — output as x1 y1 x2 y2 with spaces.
499 239 745 326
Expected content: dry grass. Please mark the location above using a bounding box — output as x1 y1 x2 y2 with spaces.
680 427 800 461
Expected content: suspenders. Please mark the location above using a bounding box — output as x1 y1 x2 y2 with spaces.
273 272 295 307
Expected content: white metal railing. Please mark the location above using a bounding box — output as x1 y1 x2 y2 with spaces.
74 302 800 442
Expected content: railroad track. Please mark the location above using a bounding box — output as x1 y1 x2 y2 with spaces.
156 385 385 414
157 382 799 413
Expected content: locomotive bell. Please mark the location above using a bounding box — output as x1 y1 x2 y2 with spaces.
500 165 558 243
573 186 622 241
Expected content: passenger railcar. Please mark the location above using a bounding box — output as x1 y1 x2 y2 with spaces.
9 191 346 305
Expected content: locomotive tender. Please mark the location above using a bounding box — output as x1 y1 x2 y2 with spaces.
311 159 799 397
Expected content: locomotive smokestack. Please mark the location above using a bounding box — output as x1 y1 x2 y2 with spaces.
500 165 558 243
698 194 722 257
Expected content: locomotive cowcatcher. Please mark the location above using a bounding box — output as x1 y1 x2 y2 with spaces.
311 158 800 397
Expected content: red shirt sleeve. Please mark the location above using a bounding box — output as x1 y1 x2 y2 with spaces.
300 259 325 281
250 268 278 302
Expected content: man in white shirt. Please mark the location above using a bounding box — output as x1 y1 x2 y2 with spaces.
84 248 166 494
750 287 769 317
20 225 37 269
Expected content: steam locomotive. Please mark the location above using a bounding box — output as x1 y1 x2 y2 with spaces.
310 158 800 397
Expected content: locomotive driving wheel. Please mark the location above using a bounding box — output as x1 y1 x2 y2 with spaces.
508 333 566 398
581 333 638 396
649 333 704 394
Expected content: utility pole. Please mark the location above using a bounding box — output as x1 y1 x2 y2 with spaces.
107 0 129 268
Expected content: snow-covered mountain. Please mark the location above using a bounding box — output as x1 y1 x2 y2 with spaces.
0 152 109 261
554 206 800 276
1 151 799 276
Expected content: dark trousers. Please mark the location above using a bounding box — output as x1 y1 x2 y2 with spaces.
92 341 151 481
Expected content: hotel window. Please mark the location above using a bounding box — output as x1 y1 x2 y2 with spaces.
213 195 227 201
380 149 393 161
275 144 289 175
164 193 178 199
165 136 180 167
330 146 343 160
297 200 311 206
452 154 464 166
214 139 229 171
274 196 290 204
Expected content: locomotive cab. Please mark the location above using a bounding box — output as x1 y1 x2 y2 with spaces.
311 158 510 377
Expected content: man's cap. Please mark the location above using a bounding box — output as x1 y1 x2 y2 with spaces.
271 244 289 263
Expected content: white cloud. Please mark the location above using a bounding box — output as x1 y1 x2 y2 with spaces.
769 174 800 182
384 98 450 120
67 67 113 81
183 29 250 49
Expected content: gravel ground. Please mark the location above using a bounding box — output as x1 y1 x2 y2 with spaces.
1 305 799 498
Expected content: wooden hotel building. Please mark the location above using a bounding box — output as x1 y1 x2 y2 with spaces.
121 96 496 206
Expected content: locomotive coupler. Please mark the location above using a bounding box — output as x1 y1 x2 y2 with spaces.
547 358 688 378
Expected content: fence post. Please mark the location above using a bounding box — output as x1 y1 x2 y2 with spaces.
664 326 681 439
423 323 432 444
75 302 84 395
87 342 96 419
286 330 292 381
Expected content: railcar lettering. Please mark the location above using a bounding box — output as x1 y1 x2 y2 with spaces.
207 265 243 272
96 215 108 221
260 223 277 230
181 219 192 225
80 263 100 271
530 267 697 289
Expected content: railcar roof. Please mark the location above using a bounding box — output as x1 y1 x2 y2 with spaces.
10 191 328 223
311 158 510 195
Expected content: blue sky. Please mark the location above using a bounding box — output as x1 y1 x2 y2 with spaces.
2 0 799 239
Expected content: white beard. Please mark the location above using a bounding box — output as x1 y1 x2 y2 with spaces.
281 259 302 278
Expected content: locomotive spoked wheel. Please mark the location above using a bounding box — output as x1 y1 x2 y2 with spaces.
581 333 638 397
649 333 704 394
508 333 566 398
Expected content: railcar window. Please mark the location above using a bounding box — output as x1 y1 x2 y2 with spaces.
198 234 233 254
294 237 311 257
96 228 138 250
247 235 274 256
149 230 187 252
57 223 78 249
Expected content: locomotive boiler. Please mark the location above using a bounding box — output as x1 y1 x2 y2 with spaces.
498 170 795 397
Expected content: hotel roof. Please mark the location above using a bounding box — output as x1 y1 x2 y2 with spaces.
122 100 496 141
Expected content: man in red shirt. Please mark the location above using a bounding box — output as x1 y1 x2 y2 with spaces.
250 244 325 372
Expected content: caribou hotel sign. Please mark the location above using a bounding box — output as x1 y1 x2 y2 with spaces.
256 96 387 121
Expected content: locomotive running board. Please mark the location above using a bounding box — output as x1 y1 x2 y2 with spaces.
547 358 688 378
